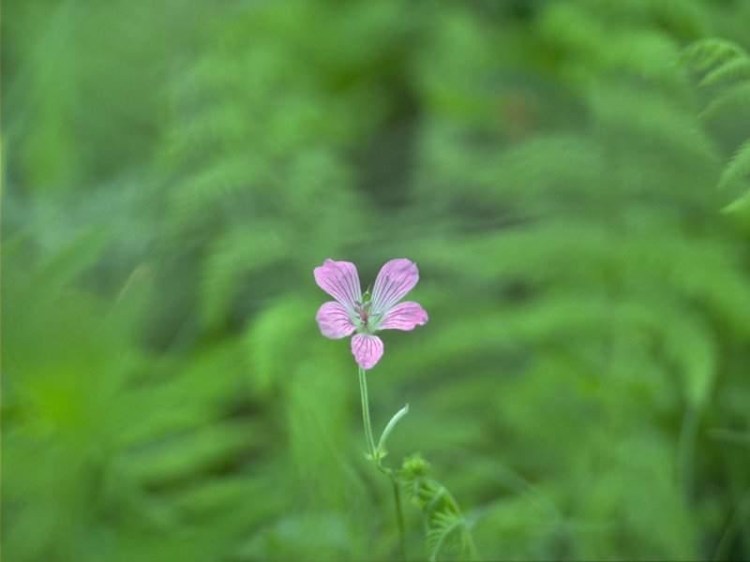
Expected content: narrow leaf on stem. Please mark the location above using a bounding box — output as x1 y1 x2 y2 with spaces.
377 403 410 458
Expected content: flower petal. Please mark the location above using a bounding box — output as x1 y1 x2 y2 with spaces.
371 258 419 314
313 259 362 310
351 334 384 370
377 301 429 331
316 301 356 339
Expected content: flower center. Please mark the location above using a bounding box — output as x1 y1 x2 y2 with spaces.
353 300 380 333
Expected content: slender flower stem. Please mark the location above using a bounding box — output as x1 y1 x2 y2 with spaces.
391 474 407 559
357 367 407 560
358 367 377 456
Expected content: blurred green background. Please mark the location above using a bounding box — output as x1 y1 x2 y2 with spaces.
3 1 750 560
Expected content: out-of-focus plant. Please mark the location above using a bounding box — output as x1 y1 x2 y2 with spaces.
683 39 750 217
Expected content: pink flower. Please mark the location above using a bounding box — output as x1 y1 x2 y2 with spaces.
314 258 429 370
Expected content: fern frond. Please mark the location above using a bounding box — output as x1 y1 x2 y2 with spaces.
700 56 750 88
201 224 291 329
682 39 748 74
683 37 750 213
718 139 750 193
400 454 477 561
167 155 268 230
426 511 465 562
591 85 718 163
700 81 750 121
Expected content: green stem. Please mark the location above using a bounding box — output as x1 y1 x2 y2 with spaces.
391 473 407 560
357 367 407 560
358 367 377 456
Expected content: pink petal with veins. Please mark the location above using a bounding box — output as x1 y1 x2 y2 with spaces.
378 301 428 331
351 334 384 370
313 259 362 310
371 258 419 314
316 301 356 339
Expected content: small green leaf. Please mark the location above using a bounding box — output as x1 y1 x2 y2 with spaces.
376 403 409 457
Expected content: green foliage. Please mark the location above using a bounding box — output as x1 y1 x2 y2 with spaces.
3 0 750 561
683 38 750 212
401 454 477 561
